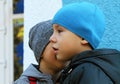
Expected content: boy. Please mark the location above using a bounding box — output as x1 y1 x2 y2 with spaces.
14 20 69 84
50 2 120 84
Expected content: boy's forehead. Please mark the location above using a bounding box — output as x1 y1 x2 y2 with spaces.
53 24 65 29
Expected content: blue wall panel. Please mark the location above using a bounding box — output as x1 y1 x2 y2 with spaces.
62 0 120 50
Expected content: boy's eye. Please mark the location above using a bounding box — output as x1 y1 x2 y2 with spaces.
57 30 63 33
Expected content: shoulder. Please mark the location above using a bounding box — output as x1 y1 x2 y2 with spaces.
66 63 113 84
73 62 98 74
69 63 98 82
14 76 29 84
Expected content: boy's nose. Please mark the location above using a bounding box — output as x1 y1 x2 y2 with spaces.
49 34 57 43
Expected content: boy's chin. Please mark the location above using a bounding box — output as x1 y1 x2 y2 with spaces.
56 54 71 62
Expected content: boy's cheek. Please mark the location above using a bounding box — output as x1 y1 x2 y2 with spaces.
56 54 65 61
56 53 71 61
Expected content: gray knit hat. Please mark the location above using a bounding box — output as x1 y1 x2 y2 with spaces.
29 20 53 63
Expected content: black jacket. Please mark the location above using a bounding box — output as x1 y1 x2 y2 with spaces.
60 49 120 84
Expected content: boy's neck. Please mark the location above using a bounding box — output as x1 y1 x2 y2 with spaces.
39 61 61 81
78 44 93 54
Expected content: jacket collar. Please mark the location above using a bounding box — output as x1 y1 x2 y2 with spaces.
71 48 119 65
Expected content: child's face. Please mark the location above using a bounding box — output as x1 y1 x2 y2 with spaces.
41 42 69 71
50 24 83 62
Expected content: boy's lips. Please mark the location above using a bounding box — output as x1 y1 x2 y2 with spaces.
52 46 59 54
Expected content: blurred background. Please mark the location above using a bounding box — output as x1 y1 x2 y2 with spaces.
0 0 24 83
0 0 120 84
13 0 24 80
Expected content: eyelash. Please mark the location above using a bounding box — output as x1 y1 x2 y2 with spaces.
57 30 62 33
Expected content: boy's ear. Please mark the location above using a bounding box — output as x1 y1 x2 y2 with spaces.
81 39 88 44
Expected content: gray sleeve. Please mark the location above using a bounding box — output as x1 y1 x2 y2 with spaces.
14 76 29 84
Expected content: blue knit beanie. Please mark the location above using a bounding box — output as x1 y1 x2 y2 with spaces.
29 20 53 63
52 2 105 49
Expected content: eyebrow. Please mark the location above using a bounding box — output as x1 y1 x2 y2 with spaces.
53 25 60 30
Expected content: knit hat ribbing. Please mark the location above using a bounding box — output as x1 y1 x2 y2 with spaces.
52 2 105 49
29 20 53 63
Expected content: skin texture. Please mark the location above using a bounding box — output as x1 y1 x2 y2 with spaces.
40 42 69 81
49 24 92 62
